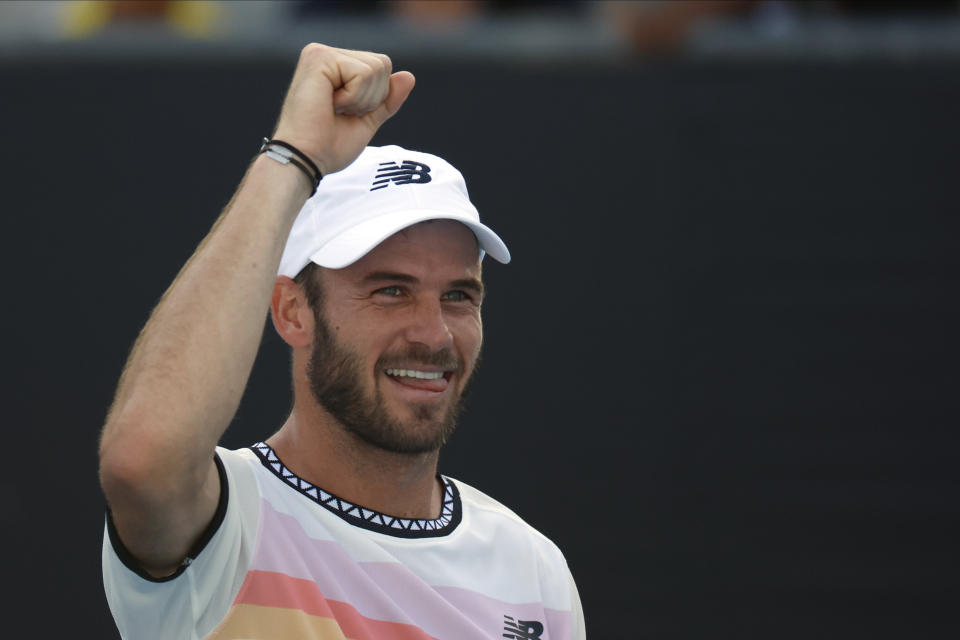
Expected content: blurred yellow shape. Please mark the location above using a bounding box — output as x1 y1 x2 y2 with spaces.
168 1 221 38
60 1 222 39
62 0 114 38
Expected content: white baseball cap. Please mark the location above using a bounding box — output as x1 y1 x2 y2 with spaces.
278 145 511 277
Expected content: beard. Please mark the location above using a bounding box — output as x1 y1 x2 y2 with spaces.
306 308 476 455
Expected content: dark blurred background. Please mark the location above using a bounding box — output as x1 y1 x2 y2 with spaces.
2 1 958 637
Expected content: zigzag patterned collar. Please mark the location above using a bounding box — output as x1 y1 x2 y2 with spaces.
249 442 462 539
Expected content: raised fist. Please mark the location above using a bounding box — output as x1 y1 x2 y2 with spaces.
272 43 416 177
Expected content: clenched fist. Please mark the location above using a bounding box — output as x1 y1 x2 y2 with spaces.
272 43 416 178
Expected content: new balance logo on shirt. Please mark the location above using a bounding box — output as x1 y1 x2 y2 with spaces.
371 160 432 190
503 614 544 639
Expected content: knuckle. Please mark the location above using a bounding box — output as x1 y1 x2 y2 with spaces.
359 60 377 78
300 42 327 60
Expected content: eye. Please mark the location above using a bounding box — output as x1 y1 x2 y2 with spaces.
441 290 472 303
374 286 404 297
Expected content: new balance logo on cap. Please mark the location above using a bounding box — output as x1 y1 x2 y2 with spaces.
503 615 544 639
371 160 432 191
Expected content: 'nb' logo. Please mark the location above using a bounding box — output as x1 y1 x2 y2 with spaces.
503 615 544 639
370 160 432 191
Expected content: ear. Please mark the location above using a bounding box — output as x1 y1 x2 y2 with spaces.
270 276 314 348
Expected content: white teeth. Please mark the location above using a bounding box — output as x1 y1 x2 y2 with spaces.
386 368 443 380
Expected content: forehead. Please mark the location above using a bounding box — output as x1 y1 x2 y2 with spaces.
335 220 481 282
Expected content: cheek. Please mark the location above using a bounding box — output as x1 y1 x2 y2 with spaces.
326 320 389 374
459 316 483 364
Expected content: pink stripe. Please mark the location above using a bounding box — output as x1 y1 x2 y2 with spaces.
248 499 573 640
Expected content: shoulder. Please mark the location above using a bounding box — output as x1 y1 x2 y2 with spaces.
451 476 570 566
102 445 265 640
216 444 259 469
453 477 527 523
446 477 580 619
215 446 263 507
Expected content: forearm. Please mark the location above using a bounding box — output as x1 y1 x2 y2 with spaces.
100 155 308 493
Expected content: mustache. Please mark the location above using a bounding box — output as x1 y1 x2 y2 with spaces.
377 345 461 372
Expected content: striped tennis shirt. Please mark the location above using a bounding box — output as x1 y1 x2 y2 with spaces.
103 443 585 639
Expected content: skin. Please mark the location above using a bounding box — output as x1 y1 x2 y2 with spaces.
99 44 416 577
267 220 484 520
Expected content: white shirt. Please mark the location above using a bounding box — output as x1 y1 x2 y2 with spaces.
103 443 585 640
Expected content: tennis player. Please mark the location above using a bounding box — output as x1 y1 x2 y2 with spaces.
99 43 585 640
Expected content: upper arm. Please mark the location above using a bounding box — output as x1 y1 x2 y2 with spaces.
102 450 258 640
102 454 224 578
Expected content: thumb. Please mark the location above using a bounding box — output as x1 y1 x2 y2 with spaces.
369 71 416 128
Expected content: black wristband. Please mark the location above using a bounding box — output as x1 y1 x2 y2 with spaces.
259 138 322 195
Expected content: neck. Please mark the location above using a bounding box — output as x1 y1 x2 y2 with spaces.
266 396 444 521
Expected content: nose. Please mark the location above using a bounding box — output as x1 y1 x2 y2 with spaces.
403 297 453 352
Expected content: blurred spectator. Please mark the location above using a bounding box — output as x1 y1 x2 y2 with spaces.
601 0 960 57
602 0 758 56
62 0 222 38
1 0 958 58
388 1 487 27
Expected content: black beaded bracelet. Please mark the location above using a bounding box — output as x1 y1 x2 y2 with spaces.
259 138 322 195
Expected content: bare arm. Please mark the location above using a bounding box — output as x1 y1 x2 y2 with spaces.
98 44 415 576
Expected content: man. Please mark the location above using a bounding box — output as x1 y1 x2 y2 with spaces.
99 43 585 639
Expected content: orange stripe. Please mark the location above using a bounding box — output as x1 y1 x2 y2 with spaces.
207 603 348 639
234 570 438 640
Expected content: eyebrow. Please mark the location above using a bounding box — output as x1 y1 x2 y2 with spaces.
362 271 418 286
362 271 485 297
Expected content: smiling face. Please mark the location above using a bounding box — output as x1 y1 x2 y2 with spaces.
302 220 484 454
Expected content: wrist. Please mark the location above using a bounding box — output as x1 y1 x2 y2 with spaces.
268 126 333 178
250 153 313 202
258 138 322 195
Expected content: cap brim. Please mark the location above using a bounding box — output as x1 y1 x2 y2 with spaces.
310 209 511 269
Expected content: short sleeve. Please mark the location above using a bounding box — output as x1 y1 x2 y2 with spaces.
102 448 260 640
